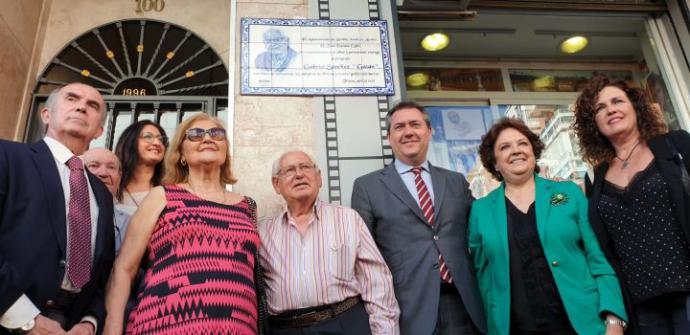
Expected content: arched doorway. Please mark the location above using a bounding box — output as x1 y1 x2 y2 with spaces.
26 19 229 148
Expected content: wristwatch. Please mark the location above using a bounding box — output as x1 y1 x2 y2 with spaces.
12 318 35 334
604 318 627 330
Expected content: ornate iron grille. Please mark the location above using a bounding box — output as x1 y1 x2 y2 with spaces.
27 19 230 148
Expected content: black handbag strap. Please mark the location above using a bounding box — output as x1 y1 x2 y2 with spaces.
246 197 269 335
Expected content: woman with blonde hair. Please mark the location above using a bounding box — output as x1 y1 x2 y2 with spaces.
104 113 266 335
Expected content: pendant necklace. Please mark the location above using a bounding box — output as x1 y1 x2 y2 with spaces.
126 187 141 208
615 141 641 170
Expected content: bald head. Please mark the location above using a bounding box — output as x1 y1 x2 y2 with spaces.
83 147 121 195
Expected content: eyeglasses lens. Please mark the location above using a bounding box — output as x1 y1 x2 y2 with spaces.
141 132 167 145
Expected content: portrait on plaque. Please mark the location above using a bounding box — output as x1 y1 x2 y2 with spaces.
240 18 394 95
255 28 299 72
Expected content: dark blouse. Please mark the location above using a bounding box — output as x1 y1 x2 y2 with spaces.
598 160 690 303
506 198 574 333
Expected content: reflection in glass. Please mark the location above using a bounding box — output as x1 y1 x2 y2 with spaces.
405 68 504 91
426 104 587 198
509 69 632 92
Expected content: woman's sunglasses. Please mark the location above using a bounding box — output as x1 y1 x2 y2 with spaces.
185 127 227 142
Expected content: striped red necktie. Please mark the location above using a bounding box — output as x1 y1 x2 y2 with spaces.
412 167 452 283
66 156 92 289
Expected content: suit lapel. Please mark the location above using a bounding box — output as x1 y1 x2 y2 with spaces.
491 183 510 260
649 135 689 236
430 164 446 229
534 176 552 244
30 140 67 256
379 164 428 224
429 163 446 230
88 172 109 265
590 163 607 208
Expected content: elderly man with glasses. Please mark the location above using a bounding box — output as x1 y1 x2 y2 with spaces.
258 150 400 335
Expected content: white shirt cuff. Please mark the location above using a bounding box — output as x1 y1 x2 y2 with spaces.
0 294 40 329
80 316 98 334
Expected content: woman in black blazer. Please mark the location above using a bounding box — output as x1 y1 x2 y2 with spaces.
573 75 690 334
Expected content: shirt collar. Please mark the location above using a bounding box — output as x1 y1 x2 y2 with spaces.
43 136 78 165
280 198 322 226
394 159 430 174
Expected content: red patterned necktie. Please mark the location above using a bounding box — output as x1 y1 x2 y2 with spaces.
66 156 92 289
412 167 452 283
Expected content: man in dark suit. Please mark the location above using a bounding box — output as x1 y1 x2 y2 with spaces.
351 101 487 335
0 83 115 335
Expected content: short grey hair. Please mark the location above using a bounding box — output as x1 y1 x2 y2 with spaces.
45 84 108 126
272 150 319 177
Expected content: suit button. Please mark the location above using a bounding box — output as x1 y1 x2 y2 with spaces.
45 300 56 308
59 260 66 267
433 235 439 241
551 261 559 267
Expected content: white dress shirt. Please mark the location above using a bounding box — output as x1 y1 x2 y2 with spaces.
394 159 435 206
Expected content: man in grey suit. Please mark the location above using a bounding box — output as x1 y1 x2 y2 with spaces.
351 101 487 335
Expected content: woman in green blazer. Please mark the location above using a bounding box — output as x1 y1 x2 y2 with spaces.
468 118 627 335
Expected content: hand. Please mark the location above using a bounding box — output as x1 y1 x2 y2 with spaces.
27 315 67 335
605 324 624 335
66 322 94 335
604 315 625 335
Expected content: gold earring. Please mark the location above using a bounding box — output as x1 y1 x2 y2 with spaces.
180 157 187 167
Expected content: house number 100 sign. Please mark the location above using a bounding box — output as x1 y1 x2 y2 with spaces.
135 0 165 13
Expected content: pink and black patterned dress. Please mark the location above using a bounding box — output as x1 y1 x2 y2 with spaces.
126 185 260 335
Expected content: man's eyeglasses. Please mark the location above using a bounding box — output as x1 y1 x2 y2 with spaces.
277 163 317 179
140 132 168 146
185 127 227 142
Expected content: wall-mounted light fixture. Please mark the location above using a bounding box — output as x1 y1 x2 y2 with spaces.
406 72 429 87
560 35 588 54
421 33 450 52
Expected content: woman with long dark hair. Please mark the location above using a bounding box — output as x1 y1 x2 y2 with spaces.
114 120 168 215
574 75 690 334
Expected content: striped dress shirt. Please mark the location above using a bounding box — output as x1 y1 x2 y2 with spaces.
258 199 400 334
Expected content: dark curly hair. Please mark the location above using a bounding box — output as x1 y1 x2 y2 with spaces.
573 75 667 166
114 120 168 202
479 117 545 181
